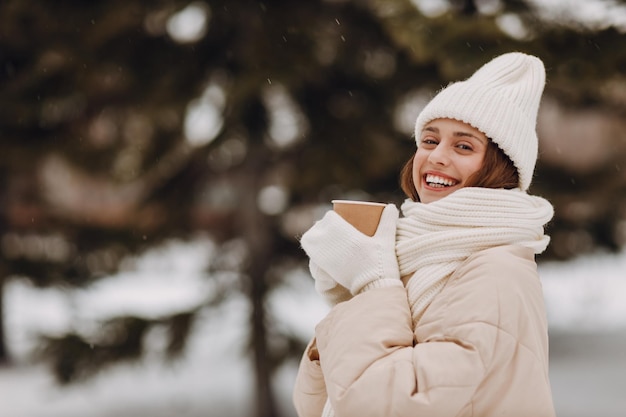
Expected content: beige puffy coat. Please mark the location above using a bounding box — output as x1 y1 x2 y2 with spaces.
293 245 555 417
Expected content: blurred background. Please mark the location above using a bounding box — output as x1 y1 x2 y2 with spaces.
1 0 625 416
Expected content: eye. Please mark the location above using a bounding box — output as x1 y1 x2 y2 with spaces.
420 137 438 147
456 143 474 151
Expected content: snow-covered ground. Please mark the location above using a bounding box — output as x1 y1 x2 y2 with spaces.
541 250 626 332
2 239 625 417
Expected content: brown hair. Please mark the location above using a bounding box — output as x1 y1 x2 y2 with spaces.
400 140 519 201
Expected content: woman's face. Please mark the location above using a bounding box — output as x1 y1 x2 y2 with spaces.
413 118 488 204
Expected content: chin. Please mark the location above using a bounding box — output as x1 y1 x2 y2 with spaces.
419 188 457 204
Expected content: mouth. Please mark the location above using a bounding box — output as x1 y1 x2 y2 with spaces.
424 174 459 188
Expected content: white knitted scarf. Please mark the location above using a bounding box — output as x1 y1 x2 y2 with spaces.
396 187 553 324
320 187 553 417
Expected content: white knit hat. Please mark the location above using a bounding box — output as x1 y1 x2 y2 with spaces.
414 52 546 191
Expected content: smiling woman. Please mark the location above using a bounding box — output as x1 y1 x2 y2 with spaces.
411 118 489 203
399 119 519 202
296 52 557 417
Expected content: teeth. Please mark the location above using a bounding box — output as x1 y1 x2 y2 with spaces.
426 174 456 187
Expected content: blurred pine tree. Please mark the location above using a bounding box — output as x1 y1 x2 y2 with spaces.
1 0 625 415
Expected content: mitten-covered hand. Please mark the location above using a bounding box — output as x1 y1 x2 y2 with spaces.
308 260 352 305
300 204 402 295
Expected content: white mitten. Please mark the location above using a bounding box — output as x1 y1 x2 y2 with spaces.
300 204 402 295
308 260 352 305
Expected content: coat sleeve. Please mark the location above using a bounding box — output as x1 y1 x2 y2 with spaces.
293 338 328 417
315 286 493 417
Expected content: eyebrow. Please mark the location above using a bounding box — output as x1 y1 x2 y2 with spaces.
423 126 487 143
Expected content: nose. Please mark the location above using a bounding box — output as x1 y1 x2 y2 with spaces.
427 144 451 165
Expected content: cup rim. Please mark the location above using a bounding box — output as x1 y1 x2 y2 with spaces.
331 200 386 207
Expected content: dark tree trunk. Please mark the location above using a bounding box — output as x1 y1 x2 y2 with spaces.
456 0 478 15
0 273 8 364
248 257 277 417
239 142 279 417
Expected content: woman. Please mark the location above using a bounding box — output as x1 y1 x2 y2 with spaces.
295 52 556 417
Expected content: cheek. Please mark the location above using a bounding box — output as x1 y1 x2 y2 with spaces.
473 154 487 173
460 156 485 182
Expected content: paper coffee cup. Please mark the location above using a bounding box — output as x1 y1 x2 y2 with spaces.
331 200 386 237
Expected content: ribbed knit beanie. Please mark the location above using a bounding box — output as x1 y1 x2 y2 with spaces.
414 52 546 191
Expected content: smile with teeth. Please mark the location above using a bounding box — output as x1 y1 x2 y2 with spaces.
425 174 458 188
